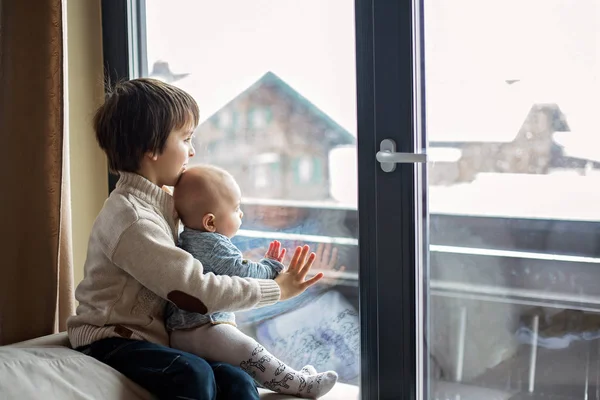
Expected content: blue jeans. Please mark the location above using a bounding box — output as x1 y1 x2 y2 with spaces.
78 337 259 400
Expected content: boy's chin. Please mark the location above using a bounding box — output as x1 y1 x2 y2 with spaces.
170 172 184 186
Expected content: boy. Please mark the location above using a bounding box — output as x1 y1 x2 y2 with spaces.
166 165 338 398
67 78 323 400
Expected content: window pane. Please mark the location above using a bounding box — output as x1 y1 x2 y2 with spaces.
423 0 600 398
143 0 360 394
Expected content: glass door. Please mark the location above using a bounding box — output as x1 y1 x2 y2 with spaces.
101 0 548 398
422 0 600 399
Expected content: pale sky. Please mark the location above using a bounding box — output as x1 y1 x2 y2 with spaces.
145 0 599 143
145 0 356 133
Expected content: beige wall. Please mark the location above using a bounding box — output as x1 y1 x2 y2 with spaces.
65 0 107 287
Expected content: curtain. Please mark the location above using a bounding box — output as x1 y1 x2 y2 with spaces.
0 0 74 345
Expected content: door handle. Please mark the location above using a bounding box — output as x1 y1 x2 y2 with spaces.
376 139 427 172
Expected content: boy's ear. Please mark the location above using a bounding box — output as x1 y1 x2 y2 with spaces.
144 151 159 161
202 213 217 232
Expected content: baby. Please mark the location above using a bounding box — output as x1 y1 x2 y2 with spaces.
166 164 338 398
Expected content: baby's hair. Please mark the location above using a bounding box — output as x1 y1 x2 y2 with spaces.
174 165 238 228
94 78 199 173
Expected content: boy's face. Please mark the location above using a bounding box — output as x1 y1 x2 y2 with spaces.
154 124 195 187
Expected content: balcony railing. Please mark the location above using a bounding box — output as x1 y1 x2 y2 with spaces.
238 197 600 312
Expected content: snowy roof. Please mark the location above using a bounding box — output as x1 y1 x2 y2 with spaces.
554 131 600 163
427 80 529 143
429 172 600 221
551 80 600 162
426 78 598 144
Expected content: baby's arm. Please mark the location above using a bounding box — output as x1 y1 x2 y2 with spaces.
205 237 284 280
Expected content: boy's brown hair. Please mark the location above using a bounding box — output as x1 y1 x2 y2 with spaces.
94 78 200 173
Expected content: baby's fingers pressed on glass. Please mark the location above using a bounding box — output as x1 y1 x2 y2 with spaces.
269 241 286 262
266 242 274 257
277 247 287 263
266 241 277 257
266 241 280 259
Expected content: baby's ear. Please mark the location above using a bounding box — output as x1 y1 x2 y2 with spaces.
202 213 216 232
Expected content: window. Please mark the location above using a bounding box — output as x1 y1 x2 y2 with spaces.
293 155 322 185
422 0 600 398
216 109 237 138
248 107 271 130
297 157 312 183
251 153 280 189
141 0 361 392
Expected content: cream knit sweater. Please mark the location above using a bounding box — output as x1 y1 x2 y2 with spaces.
67 172 280 348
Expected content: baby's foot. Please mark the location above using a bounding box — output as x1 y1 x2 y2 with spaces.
300 365 317 375
299 371 338 399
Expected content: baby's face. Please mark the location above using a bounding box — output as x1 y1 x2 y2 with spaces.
211 177 243 238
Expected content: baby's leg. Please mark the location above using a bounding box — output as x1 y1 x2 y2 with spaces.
170 324 338 399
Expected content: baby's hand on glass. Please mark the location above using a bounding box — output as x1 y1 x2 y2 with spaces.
265 240 286 263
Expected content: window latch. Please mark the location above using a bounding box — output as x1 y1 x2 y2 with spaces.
376 139 427 172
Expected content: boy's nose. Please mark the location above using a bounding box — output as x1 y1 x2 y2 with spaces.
188 145 196 157
239 210 244 218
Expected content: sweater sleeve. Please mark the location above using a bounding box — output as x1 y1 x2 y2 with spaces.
110 218 280 314
189 235 283 280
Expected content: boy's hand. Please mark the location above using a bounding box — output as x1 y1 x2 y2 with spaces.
274 245 323 301
265 240 286 263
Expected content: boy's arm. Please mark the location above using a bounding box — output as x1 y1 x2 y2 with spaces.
111 219 280 314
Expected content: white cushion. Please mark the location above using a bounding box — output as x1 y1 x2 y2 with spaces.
2 333 359 399
0 346 153 399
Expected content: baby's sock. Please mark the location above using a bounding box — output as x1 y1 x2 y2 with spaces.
295 371 338 398
241 344 338 398
300 365 317 375
256 365 317 389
